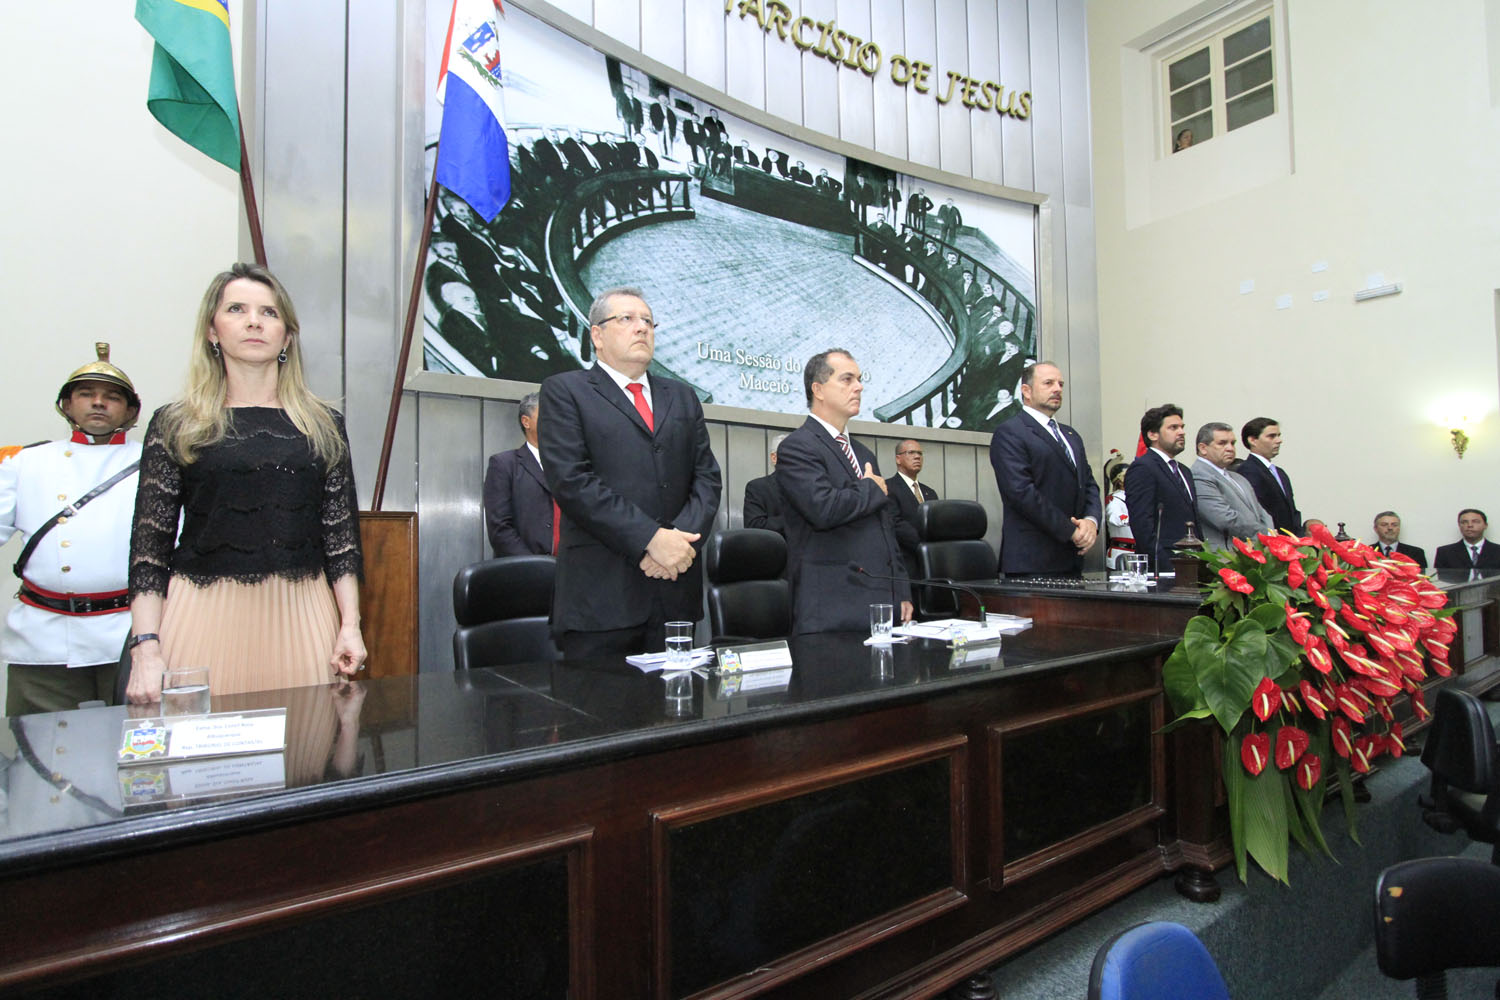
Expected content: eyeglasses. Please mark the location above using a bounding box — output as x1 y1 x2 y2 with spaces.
599 313 657 330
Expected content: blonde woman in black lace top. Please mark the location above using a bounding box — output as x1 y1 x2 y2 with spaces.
125 264 365 703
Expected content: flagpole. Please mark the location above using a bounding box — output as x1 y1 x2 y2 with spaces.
370 167 441 511
238 120 268 268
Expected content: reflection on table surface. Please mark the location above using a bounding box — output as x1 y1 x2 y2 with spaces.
0 625 1175 855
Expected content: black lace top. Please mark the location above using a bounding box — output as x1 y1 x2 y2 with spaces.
129 406 364 596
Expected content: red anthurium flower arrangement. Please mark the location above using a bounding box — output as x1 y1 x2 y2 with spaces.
1162 527 1453 884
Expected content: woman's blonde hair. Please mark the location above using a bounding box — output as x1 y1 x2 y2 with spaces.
159 263 346 467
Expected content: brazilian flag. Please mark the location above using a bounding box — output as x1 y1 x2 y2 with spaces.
135 0 241 170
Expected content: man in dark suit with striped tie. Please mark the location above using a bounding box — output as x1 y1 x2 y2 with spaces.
776 349 911 633
1237 417 1302 534
1124 404 1198 571
988 361 1102 577
1434 509 1500 571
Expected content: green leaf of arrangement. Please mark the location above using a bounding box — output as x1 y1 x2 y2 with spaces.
1246 603 1285 632
1336 757 1362 845
1162 641 1207 716
1215 620 1270 731
1265 582 1294 605
1241 764 1291 883
1283 775 1312 854
1156 708 1214 735
1223 735 1249 883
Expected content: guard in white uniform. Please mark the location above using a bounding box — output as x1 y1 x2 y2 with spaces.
0 344 143 715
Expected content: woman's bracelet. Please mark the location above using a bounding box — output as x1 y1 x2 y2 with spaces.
127 632 160 650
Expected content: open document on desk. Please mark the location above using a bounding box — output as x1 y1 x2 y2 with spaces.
893 614 1032 645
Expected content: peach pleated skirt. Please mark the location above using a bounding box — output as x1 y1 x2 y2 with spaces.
158 575 340 696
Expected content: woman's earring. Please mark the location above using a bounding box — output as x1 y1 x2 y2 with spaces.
278 348 288 364
210 342 221 359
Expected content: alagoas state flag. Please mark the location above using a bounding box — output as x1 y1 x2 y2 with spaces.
135 0 241 170
435 0 511 222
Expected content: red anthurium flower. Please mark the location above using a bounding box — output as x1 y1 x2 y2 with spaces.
1232 536 1267 563
1428 655 1453 679
1300 679 1329 719
1385 729 1405 758
1334 684 1368 722
1323 618 1350 653
1285 603 1312 643
1350 736 1373 773
1431 617 1457 642
1287 558 1306 589
1241 732 1270 776
1376 697 1395 722
1366 631 1396 659
1410 688 1432 721
1219 567 1255 594
1404 608 1434 631
1297 753 1323 790
1355 568 1390 593
1341 648 1382 677
1379 604 1410 626
1332 717 1353 758
1384 554 1422 579
1416 587 1447 610
1385 584 1419 606
1353 587 1381 616
1308 521 1338 547
1251 676 1281 721
1313 564 1329 587
1275 726 1311 769
1422 637 1450 662
1395 650 1426 681
1357 674 1404 699
1339 603 1371 633
1305 636 1333 674
1281 688 1302 714
1257 533 1303 562
1384 628 1416 653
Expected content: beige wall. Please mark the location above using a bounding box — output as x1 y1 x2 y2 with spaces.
0 4 246 703
1088 0 1500 552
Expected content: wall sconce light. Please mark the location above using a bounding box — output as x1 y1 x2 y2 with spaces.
1447 413 1471 459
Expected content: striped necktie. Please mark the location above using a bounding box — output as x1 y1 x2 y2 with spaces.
835 434 862 477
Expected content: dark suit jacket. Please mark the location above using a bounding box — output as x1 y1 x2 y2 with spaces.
539 366 722 634
1371 540 1428 570
742 474 785 536
889 477 937 578
482 445 553 557
1124 450 1199 570
1238 456 1302 534
775 418 910 633
989 411 1102 576
1434 540 1500 570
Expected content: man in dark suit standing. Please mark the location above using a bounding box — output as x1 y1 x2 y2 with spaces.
889 438 936 579
1371 511 1427 570
1237 417 1302 534
539 286 722 659
989 361 1101 577
776 349 911 633
742 433 788 536
483 392 555 557
1434 509 1500 570
1124 404 1197 571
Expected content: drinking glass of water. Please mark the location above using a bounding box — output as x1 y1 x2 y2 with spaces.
869 603 894 642
664 621 694 668
161 667 211 717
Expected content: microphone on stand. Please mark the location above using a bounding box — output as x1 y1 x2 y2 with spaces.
847 563 987 621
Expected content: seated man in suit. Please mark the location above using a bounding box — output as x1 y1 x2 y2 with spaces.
742 433 788 536
1434 508 1500 571
1125 404 1197 571
483 391 555 557
1371 510 1427 570
989 361 1101 577
776 349 911 633
889 438 936 579
1190 421 1272 552
1238 417 1302 534
539 286 722 659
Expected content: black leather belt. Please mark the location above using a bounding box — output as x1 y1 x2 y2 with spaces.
17 585 130 615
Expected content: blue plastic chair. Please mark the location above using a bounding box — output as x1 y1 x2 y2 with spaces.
1088 921 1230 1000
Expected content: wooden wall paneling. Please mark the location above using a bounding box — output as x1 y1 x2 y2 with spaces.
358 511 420 677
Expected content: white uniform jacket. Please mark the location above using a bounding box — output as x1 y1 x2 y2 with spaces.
0 438 142 667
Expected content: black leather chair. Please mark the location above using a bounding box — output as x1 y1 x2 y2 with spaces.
704 529 791 644
1375 857 1500 997
452 555 561 670
914 500 996 619
1418 687 1500 863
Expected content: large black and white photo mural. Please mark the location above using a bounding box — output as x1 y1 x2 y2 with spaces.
422 3 1039 431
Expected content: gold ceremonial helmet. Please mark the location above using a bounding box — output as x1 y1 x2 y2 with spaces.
56 342 142 431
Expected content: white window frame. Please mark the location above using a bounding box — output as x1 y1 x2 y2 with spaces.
1159 7 1277 157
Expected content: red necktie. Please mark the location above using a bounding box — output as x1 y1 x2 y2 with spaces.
551 500 561 555
627 382 653 432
